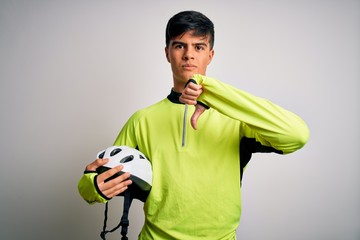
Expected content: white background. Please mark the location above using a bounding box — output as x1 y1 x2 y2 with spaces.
0 0 359 239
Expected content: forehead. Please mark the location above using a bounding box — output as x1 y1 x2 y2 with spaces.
171 30 210 44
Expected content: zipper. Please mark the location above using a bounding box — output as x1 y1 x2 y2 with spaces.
182 104 188 147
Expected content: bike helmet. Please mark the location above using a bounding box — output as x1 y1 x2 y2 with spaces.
95 146 152 240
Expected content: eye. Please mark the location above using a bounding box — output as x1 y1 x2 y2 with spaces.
195 45 205 51
140 154 145 159
98 151 105 159
110 148 122 157
120 155 134 163
174 44 184 49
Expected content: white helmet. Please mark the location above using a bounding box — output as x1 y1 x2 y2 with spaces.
95 146 152 240
96 145 152 201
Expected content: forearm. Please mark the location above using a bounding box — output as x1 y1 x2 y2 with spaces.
78 172 109 204
193 74 310 154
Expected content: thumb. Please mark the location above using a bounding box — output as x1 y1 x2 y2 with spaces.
86 158 109 171
191 104 206 130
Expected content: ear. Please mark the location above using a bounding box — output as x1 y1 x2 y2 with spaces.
165 47 170 63
208 49 214 65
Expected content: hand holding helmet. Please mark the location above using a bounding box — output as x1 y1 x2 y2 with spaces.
95 146 152 201
85 157 132 199
91 146 153 240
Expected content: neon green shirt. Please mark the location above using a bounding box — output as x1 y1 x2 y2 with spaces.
79 75 309 240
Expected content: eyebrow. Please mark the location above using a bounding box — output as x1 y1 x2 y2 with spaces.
171 41 208 47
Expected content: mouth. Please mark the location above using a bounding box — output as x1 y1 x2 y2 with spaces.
182 64 197 71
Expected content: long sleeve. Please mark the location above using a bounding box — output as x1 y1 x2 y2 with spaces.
192 74 309 154
78 172 109 204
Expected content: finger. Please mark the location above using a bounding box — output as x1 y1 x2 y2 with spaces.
101 172 132 198
186 82 202 92
184 84 202 97
179 95 197 105
102 179 133 198
191 104 206 130
180 86 203 104
85 158 109 171
97 165 124 183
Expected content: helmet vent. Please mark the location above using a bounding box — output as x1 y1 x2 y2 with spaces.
98 151 105 159
120 155 134 163
110 148 122 157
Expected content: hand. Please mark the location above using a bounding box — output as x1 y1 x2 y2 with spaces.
179 81 202 105
190 104 206 130
179 81 206 130
86 158 132 198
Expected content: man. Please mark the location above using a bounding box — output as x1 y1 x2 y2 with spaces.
78 10 309 239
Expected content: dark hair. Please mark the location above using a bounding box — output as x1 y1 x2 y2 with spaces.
165 10 215 49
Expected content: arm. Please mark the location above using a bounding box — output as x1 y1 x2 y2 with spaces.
78 158 132 204
188 74 310 154
78 112 142 204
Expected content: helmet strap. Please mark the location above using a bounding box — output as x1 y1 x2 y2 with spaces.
120 190 133 239
100 189 134 240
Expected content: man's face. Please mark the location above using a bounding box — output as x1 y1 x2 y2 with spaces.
165 30 214 92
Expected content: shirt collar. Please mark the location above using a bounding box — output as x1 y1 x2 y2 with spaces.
167 89 183 104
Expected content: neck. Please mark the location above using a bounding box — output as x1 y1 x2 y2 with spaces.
172 81 185 93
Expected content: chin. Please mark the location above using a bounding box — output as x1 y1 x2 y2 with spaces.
178 76 191 83
184 73 198 81
174 72 198 84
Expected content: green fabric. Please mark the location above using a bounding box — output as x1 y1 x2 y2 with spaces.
78 172 108 204
192 74 309 154
113 75 309 239
77 75 309 239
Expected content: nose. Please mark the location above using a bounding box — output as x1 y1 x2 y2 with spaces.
183 47 195 60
